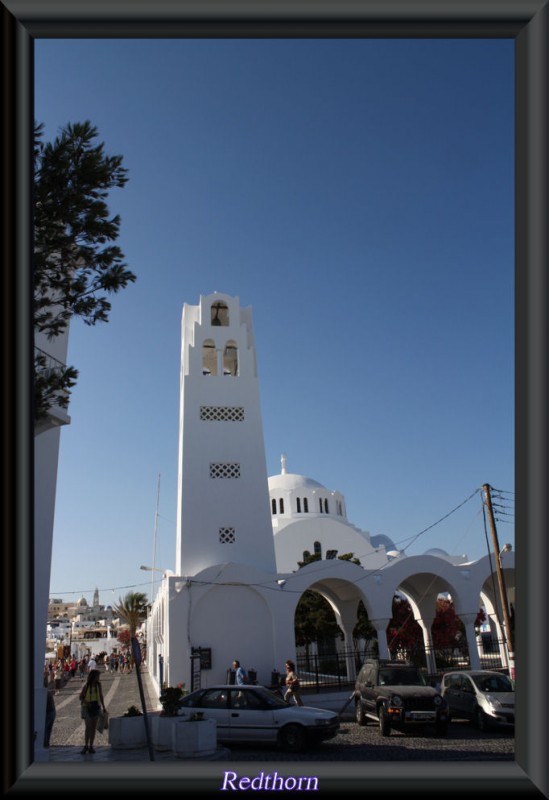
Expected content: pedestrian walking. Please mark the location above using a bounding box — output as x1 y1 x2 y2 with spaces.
79 669 107 755
43 685 56 747
284 660 303 706
54 663 63 694
232 660 248 685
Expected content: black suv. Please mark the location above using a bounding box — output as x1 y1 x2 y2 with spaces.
354 659 449 736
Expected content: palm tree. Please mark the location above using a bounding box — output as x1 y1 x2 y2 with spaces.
112 591 154 760
113 591 148 639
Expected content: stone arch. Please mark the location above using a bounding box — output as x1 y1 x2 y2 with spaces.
290 572 377 683
392 572 468 673
191 584 275 682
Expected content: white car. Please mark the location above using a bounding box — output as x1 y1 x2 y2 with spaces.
178 685 340 751
440 670 514 730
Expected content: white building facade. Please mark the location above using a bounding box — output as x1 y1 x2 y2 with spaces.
146 293 515 695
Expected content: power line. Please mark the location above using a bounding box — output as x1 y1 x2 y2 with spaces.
50 487 512 598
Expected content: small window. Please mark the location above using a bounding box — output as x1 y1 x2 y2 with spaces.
303 498 308 513
279 498 284 514
319 498 323 513
324 498 329 513
314 541 322 558
296 497 301 513
271 498 276 515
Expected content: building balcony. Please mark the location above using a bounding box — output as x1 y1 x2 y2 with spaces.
34 346 72 434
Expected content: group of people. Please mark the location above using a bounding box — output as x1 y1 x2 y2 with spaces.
103 652 134 674
231 659 303 706
44 654 97 694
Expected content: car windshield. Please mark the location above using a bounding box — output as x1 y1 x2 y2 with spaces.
472 674 514 693
252 686 289 708
379 668 426 686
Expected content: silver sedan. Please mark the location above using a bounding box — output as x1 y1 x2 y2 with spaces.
178 685 340 752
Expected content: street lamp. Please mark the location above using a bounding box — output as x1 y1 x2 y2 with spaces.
140 565 161 571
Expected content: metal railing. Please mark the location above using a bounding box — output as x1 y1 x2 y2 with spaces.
292 640 509 692
35 346 67 376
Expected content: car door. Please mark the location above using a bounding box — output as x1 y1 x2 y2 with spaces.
459 675 477 719
361 665 377 715
194 688 231 740
228 688 275 743
442 673 462 716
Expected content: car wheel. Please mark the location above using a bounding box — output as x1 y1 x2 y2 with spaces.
355 700 367 726
378 707 391 736
279 724 307 753
475 706 489 732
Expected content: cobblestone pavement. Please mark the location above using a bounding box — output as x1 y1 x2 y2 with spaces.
45 667 514 763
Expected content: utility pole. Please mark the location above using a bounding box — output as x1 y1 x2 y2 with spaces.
483 484 515 679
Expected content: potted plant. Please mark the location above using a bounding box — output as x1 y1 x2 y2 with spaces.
152 684 190 750
108 705 148 750
124 705 143 717
159 685 187 717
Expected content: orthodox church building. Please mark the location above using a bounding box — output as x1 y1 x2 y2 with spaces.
145 293 515 694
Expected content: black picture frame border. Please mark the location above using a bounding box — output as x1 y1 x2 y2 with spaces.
3 0 548 796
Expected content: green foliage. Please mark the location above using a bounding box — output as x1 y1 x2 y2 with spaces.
112 592 148 638
159 685 188 717
353 600 376 642
34 120 136 422
294 551 367 648
124 705 142 717
297 551 321 569
337 553 362 565
294 590 343 648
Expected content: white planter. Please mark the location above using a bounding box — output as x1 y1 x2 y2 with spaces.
151 714 192 751
172 718 217 758
108 715 148 750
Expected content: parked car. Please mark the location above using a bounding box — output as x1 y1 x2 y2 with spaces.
440 670 515 730
178 684 340 752
354 659 449 736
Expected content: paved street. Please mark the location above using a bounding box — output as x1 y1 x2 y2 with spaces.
45 666 514 763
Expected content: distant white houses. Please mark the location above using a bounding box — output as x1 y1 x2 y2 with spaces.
45 589 143 661
144 294 516 696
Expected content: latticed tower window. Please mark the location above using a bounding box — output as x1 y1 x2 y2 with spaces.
200 406 245 422
219 527 236 543
209 463 241 479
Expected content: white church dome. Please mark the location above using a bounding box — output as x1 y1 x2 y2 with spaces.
268 472 326 491
268 455 347 522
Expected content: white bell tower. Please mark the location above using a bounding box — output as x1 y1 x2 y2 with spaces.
175 293 277 577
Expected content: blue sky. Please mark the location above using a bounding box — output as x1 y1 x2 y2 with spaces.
35 38 515 608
